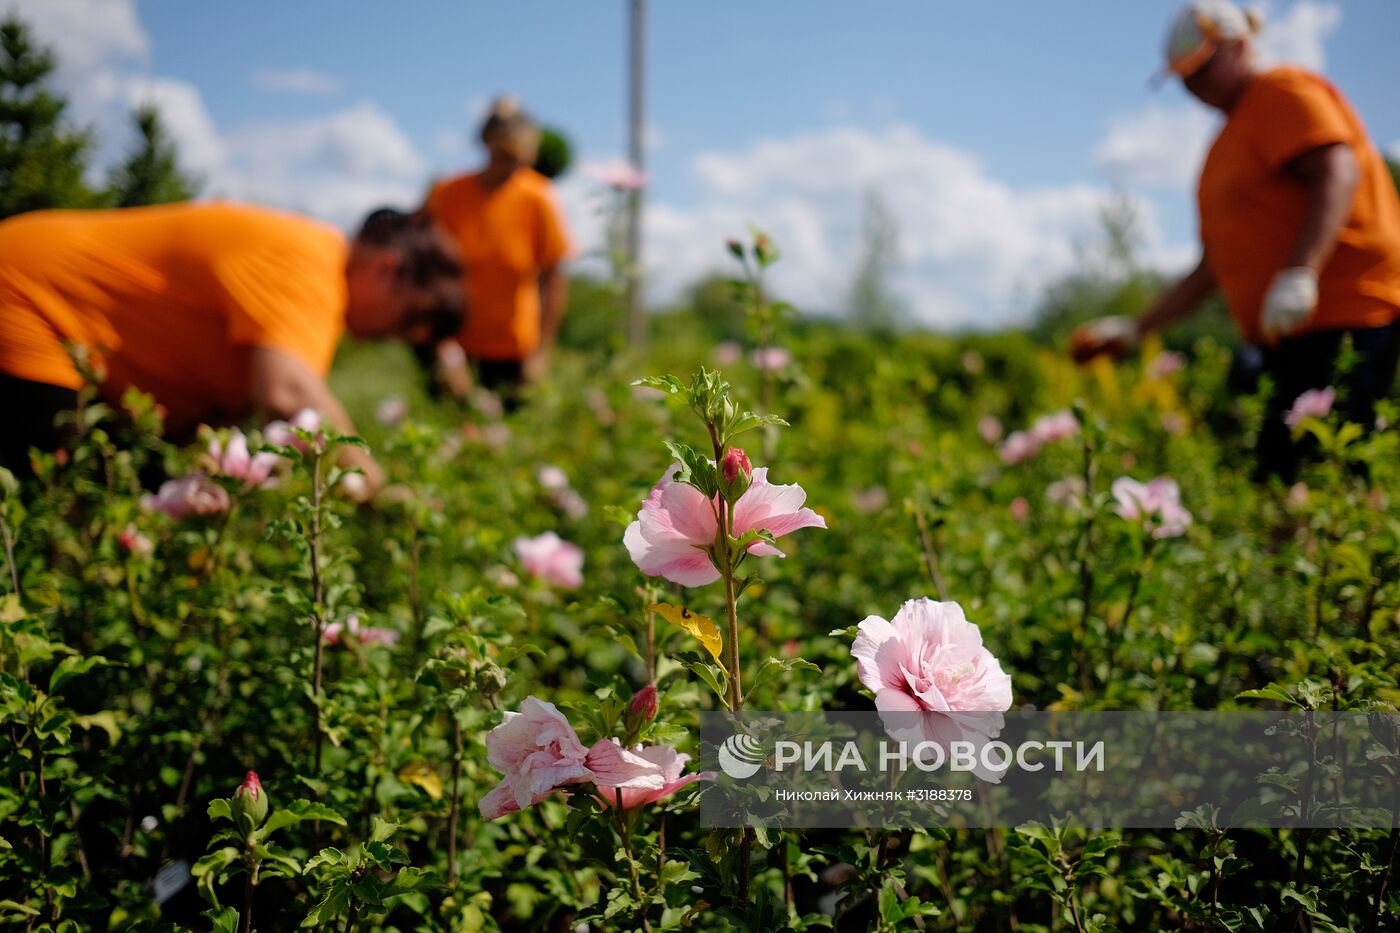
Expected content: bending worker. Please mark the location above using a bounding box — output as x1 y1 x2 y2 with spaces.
1073 0 1400 481
0 201 462 493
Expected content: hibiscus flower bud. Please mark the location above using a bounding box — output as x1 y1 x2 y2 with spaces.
231 770 268 832
629 684 658 722
720 447 753 501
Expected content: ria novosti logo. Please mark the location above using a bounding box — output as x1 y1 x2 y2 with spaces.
717 732 768 779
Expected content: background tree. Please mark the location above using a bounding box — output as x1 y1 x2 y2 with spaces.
107 105 197 208
0 16 97 219
847 188 905 333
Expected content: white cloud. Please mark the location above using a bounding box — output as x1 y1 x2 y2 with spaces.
1387 141 1400 162
1256 0 1342 71
113 75 225 175
560 125 1176 329
251 67 342 97
219 103 430 227
1094 105 1219 192
2 0 147 84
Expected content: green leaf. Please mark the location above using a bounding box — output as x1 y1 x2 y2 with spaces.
48 655 112 693
1236 686 1298 707
190 846 241 907
207 798 234 823
301 885 352 927
201 906 240 933
258 799 348 839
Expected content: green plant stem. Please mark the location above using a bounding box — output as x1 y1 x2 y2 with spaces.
309 451 327 777
342 894 358 933
1105 543 1151 685
616 790 653 933
448 715 463 884
913 509 946 601
239 857 257 933
0 504 18 598
1366 826 1400 933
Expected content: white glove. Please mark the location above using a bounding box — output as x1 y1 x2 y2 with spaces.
1260 267 1318 340
1071 315 1140 362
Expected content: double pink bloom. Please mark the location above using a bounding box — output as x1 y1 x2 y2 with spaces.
1285 387 1335 431
142 473 230 519
513 532 585 589
851 599 1012 778
998 410 1080 465
208 429 280 488
623 463 827 587
1111 476 1192 539
479 697 711 820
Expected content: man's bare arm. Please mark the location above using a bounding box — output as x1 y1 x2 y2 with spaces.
249 346 384 496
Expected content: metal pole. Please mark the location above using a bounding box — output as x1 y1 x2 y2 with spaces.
626 0 647 349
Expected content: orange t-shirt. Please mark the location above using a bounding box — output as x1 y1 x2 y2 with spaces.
0 202 348 432
1198 66 1400 343
426 168 571 360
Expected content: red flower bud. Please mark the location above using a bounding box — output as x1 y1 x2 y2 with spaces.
232 770 268 831
721 447 752 485
725 238 744 260
629 684 658 722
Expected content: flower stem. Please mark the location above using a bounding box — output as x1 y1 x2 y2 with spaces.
0 503 19 598
616 790 653 933
309 451 327 777
448 715 463 884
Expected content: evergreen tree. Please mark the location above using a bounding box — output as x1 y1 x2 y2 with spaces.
107 105 197 207
847 188 905 332
0 17 97 219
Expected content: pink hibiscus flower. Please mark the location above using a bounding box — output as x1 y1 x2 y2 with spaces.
264 408 323 452
1111 476 1192 539
851 599 1012 716
141 473 230 519
749 347 793 371
596 744 714 810
851 599 1013 779
998 431 1039 465
1285 387 1335 430
323 613 399 648
1029 410 1080 446
623 463 827 587
479 697 670 820
208 429 280 488
513 532 585 589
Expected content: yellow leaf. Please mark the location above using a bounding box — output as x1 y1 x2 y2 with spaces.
649 602 726 672
397 761 443 800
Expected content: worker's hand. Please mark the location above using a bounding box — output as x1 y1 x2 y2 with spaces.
1070 315 1140 364
1260 267 1318 341
524 347 551 383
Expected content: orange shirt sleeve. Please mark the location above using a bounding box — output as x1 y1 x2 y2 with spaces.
1250 72 1354 172
214 236 348 376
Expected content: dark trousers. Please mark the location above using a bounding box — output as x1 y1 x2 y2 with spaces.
1254 321 1400 482
0 373 77 476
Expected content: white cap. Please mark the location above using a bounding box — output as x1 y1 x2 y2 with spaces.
1163 1 1262 79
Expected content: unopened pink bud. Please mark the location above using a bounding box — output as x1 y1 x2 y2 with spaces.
232 770 268 830
721 447 752 485
629 684 658 721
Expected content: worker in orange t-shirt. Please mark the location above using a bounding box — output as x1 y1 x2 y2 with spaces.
422 96 572 400
1072 0 1400 481
0 202 462 493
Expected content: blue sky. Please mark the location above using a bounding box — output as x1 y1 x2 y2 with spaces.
9 0 1400 328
